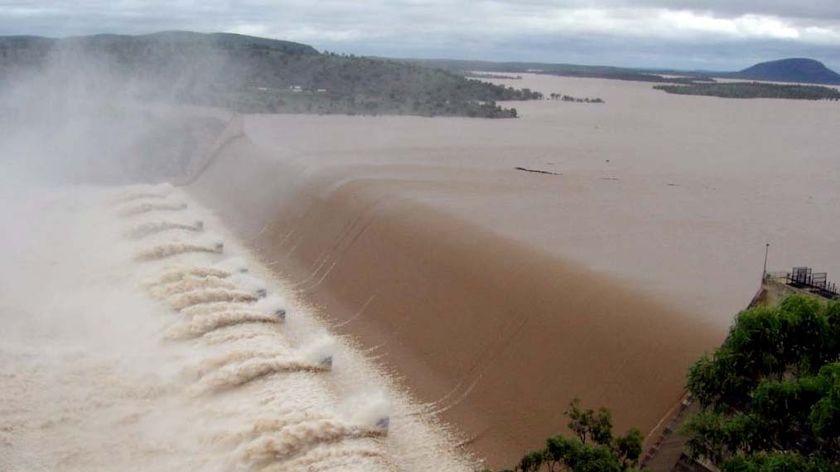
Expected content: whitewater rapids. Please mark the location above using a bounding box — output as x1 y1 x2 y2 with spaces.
0 183 472 471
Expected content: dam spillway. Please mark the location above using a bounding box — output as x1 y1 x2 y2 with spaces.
0 181 471 471
184 115 723 466
6 72 840 470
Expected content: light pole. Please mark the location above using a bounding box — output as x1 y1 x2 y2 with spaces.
762 243 770 282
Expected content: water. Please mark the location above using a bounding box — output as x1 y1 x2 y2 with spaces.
0 183 472 471
185 73 840 466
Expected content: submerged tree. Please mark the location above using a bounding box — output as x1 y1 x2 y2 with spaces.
685 295 840 471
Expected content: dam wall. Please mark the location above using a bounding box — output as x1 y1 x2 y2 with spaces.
186 116 722 467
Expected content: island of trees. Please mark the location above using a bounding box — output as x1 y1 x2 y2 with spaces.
548 93 605 103
654 82 840 100
464 71 524 80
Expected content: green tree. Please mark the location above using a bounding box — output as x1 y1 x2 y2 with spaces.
685 295 840 470
500 400 646 472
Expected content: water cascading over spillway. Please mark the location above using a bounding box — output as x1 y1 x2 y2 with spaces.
165 309 281 340
166 288 258 310
147 275 238 299
234 418 389 468
3 177 473 472
125 219 204 239
134 240 225 261
180 295 286 318
111 184 399 471
118 200 189 217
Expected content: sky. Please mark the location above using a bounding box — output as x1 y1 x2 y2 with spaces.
1 1 840 71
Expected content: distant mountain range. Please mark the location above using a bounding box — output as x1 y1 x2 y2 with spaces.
728 58 840 85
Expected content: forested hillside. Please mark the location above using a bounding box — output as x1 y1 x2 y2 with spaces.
0 31 541 118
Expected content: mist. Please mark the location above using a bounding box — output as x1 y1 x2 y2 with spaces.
0 34 470 472
5 16 839 472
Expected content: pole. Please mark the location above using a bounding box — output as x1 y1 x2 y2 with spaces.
762 243 770 281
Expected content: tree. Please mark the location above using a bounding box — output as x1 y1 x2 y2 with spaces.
685 295 840 471
499 399 646 472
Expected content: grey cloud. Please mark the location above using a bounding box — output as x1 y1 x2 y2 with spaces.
0 1 839 71
504 0 840 21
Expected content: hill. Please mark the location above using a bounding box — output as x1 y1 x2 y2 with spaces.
731 58 840 85
0 31 541 118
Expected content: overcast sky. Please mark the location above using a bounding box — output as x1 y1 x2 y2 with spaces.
1 1 840 71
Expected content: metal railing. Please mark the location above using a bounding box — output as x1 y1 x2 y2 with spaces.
770 267 839 299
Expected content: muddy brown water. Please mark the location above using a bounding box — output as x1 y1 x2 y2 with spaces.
188 74 840 467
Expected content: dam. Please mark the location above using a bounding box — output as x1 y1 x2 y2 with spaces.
4 72 840 470
185 114 720 466
0 180 472 471
181 74 840 466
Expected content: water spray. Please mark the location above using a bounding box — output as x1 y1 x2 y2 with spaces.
200 324 283 346
338 391 391 436
143 265 232 288
214 257 249 274
125 220 204 239
111 183 174 203
148 275 236 299
165 309 280 339
188 347 293 379
195 356 333 392
168 288 257 310
135 239 224 262
300 335 337 371
180 301 253 317
229 273 269 298
264 445 389 472
254 295 287 320
118 201 188 217
196 335 340 390
235 418 388 467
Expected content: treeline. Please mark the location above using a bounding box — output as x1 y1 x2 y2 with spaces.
464 71 523 80
405 58 715 85
685 295 840 471
0 32 542 118
548 93 604 104
654 82 840 100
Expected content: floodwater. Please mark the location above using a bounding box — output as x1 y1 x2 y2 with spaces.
243 74 840 322
189 73 840 467
4 72 839 471
0 182 472 471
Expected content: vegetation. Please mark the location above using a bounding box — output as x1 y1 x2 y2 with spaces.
654 82 840 100
464 71 523 80
405 58 714 84
685 295 840 471
411 57 840 87
548 93 604 104
487 400 646 472
0 31 542 118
